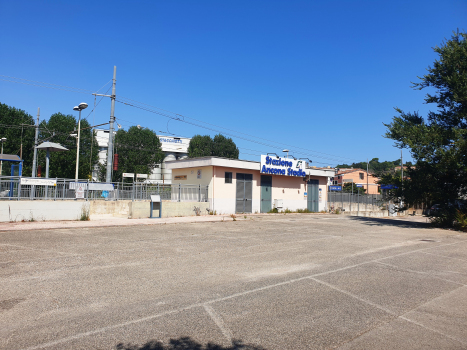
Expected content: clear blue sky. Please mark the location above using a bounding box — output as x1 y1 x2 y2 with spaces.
1 0 465 167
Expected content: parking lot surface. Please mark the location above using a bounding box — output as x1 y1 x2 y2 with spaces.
1 214 466 349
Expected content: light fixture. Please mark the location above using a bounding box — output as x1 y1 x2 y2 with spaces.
73 102 88 182
267 152 279 158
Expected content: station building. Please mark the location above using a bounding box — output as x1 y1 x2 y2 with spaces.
93 129 190 183
166 156 334 214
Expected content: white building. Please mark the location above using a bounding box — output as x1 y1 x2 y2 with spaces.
92 129 190 183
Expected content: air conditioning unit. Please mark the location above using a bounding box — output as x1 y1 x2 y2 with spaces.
274 199 283 208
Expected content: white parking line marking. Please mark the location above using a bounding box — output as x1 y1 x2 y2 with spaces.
203 304 233 343
19 239 467 350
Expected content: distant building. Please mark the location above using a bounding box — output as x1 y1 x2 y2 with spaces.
92 129 190 183
331 168 380 194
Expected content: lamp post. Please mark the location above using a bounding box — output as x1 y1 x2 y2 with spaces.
73 103 88 182
0 137 6 175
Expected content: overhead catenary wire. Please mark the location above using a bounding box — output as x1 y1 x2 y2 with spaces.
1 74 358 164
116 95 360 163
115 100 351 163
113 118 333 166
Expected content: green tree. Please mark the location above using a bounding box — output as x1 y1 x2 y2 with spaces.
188 134 240 159
342 182 366 195
188 135 213 158
0 103 35 176
112 126 164 182
37 113 98 179
384 31 467 223
336 158 402 173
212 134 239 159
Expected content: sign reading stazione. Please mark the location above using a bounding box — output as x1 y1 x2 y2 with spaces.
260 155 306 177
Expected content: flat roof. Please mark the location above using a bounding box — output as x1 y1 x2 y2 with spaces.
0 154 23 162
165 157 334 177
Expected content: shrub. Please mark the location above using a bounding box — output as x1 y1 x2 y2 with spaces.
454 210 467 232
80 206 90 221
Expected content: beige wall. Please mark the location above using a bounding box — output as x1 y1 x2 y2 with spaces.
169 164 330 214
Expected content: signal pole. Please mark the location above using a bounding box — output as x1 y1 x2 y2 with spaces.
93 66 117 183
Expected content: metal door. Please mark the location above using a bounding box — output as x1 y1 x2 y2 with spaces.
236 173 253 213
307 179 319 212
260 175 272 213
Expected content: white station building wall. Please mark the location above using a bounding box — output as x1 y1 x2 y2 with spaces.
166 157 332 214
93 129 190 183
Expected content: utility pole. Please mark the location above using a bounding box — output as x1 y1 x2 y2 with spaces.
32 108 40 177
401 150 403 210
93 66 117 183
366 158 369 194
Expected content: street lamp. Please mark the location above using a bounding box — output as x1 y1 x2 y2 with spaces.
73 102 88 182
0 137 6 175
282 149 289 158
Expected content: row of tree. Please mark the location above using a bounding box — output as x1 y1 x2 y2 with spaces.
0 103 239 180
336 158 414 173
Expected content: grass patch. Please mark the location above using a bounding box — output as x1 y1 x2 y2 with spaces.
80 206 90 221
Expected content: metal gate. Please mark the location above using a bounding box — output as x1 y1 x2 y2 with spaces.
236 173 253 213
307 179 319 212
260 175 272 213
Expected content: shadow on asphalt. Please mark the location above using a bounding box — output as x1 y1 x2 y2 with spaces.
115 337 266 350
349 216 431 229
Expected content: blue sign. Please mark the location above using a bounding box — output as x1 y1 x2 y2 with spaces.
356 185 363 187
381 184 398 190
260 155 306 177
329 185 342 191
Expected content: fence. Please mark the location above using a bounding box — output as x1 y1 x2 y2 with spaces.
328 192 384 213
0 176 209 202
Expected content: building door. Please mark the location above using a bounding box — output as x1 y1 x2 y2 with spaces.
307 179 319 212
260 175 272 213
236 173 253 213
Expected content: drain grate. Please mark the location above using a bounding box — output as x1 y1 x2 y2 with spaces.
420 239 436 242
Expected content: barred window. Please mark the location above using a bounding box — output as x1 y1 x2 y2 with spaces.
225 172 232 184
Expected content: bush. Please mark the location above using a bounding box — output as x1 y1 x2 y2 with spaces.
268 208 279 213
454 210 467 232
80 206 90 221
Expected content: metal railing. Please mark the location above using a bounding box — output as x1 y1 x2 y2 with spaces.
0 176 209 202
328 192 384 213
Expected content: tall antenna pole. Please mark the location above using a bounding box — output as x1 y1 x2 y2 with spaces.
32 108 40 177
105 66 117 183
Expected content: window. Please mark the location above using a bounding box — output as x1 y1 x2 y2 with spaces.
225 172 232 184
359 172 364 180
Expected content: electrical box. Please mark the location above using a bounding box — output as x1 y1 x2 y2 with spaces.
274 199 283 208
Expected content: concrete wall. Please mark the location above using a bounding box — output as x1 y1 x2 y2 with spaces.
329 201 381 213
91 200 212 219
0 201 90 222
89 200 131 218
0 200 213 222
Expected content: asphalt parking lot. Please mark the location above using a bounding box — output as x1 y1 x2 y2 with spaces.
1 214 467 350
